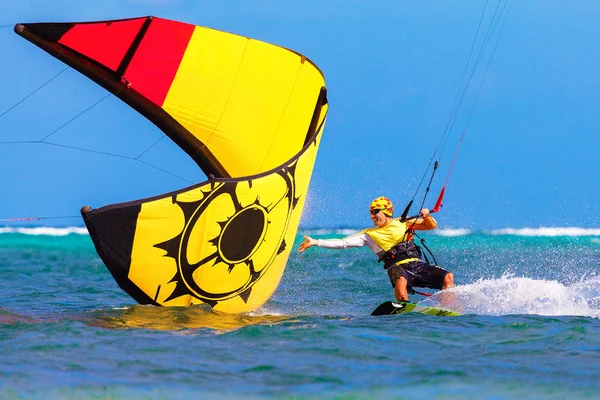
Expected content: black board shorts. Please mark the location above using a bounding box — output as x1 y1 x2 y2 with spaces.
387 261 449 290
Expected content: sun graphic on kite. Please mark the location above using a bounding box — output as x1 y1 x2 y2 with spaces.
154 165 300 308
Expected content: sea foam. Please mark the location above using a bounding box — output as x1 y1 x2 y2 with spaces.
422 274 600 318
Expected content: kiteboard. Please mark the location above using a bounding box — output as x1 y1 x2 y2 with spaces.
371 301 460 316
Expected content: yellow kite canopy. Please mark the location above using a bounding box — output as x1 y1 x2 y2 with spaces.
15 16 327 313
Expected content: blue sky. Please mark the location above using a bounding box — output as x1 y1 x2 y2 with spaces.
0 1 598 229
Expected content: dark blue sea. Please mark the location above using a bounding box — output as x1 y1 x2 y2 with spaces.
1 226 600 399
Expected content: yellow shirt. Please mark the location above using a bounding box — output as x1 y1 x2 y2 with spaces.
361 219 411 252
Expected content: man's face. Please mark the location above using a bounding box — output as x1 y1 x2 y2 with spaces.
370 209 388 227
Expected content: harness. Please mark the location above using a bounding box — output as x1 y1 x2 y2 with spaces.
378 231 439 270
379 240 422 269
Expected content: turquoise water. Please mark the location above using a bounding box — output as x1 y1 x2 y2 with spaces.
1 228 600 399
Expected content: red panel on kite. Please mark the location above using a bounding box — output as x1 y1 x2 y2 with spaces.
59 18 146 72
124 18 195 107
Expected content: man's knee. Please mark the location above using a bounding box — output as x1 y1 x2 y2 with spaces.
395 276 408 289
443 272 454 289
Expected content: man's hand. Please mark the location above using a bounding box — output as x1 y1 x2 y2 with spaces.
420 208 431 218
298 236 316 252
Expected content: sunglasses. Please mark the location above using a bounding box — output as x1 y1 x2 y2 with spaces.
370 209 381 215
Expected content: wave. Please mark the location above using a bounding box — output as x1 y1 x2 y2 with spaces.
302 226 600 237
436 227 600 237
489 227 600 237
434 228 472 237
2 225 600 238
302 228 475 237
301 228 360 236
422 274 600 318
0 226 88 236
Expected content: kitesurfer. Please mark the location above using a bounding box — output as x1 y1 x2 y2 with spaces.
298 196 454 302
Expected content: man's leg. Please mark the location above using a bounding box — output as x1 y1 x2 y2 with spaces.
442 272 454 289
394 276 409 302
439 272 458 309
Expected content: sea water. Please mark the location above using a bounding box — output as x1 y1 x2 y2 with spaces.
1 227 600 399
